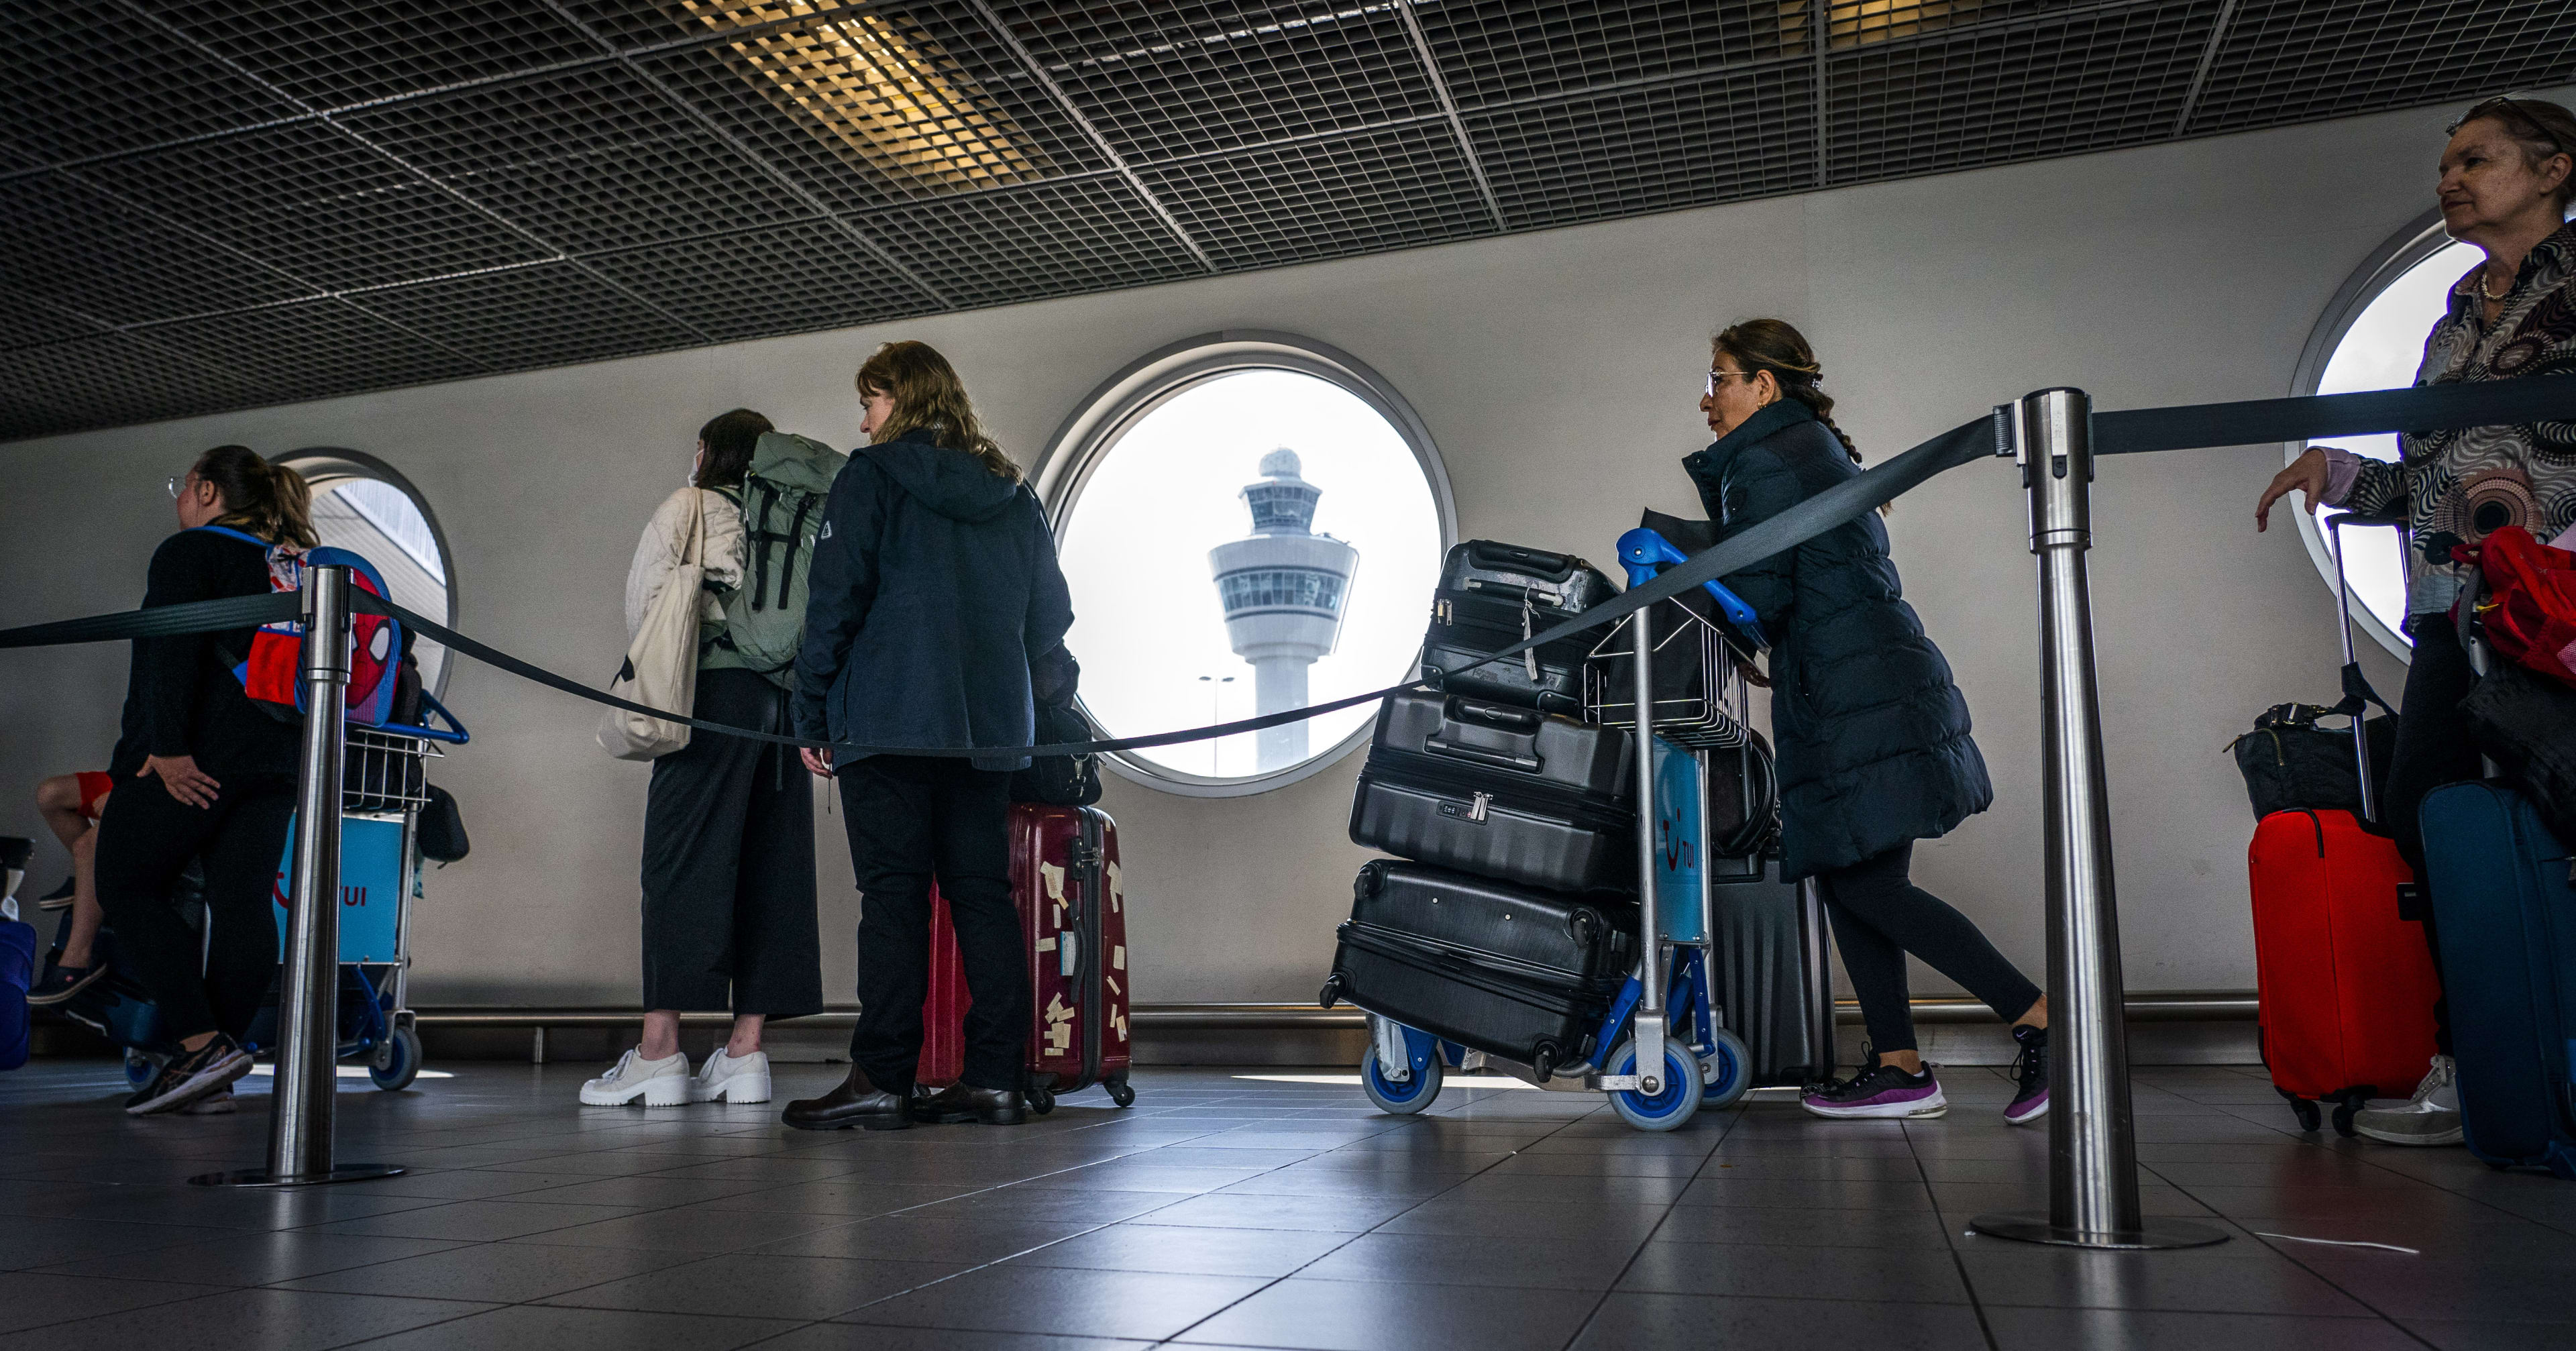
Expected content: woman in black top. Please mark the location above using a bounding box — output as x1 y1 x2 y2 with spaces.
781 341 1075 1132
94 445 313 1116
1688 319 2049 1124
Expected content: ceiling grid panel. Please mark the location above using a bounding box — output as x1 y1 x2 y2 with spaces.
582 217 939 339
857 173 1209 307
145 0 608 108
133 296 490 405
2180 0 2576 138
7 0 302 162
1825 0 2222 184
1395 0 1509 232
1136 118 1495 271
1468 60 1819 229
354 261 704 370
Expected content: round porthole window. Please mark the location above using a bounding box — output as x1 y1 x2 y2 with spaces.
1038 333 1456 797
275 449 458 698
2292 210 2483 658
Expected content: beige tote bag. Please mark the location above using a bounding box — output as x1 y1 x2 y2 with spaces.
598 490 706 761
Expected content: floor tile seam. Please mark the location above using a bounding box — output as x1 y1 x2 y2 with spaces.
1148 1105 1614 1347
0 1270 241 1335
2129 1173 2440 1343
1909 1142 2002 1351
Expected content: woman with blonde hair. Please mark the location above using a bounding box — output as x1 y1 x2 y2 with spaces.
783 341 1075 1131
95 445 317 1115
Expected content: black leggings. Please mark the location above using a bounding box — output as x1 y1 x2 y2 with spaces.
2383 616 2483 1055
92 771 295 1043
1819 842 2042 1056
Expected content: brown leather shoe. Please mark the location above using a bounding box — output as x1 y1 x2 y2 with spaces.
781 1067 912 1132
910 1081 1028 1126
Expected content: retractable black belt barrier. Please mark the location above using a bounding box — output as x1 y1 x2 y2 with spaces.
3 378 2565 760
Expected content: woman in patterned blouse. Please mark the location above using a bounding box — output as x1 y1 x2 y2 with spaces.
2257 95 2575 1149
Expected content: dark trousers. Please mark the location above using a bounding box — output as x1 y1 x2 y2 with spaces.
91 771 295 1043
837 756 1024 1091
2385 617 2484 1056
640 669 822 1016
1819 842 2043 1056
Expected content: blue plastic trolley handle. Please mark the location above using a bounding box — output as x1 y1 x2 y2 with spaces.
1616 527 1768 650
378 691 470 745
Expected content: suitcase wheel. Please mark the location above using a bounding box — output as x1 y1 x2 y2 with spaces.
1106 1073 1135 1109
2329 1089 2370 1139
1028 1085 1056 1116
2279 1088 2322 1133
123 1050 158 1091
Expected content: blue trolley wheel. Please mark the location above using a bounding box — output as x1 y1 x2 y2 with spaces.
123 1051 158 1091
1605 1038 1703 1132
369 1024 421 1092
1360 1046 1442 1115
1699 1028 1752 1110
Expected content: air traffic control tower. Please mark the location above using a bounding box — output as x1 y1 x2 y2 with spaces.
1208 448 1360 771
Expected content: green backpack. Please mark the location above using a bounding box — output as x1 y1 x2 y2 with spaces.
714 431 847 685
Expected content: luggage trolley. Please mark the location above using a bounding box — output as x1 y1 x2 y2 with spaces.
66 697 468 1094
1355 529 1778 1130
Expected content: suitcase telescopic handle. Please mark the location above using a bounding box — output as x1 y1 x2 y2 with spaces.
2325 512 2404 824
1424 736 1543 773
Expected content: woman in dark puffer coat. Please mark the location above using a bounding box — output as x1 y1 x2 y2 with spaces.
1685 319 2048 1124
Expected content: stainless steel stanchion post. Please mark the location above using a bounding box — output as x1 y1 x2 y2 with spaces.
1796 878 1837 1083
1968 390 2220 1250
1629 603 1668 1093
193 565 402 1187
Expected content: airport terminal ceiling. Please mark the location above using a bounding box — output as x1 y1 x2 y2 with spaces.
3 0 2572 441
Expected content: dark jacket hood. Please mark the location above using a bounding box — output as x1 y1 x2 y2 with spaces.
858 428 1024 523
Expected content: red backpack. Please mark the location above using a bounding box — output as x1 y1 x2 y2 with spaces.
194 526 405 725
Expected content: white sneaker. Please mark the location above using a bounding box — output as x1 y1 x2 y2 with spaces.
2352 1055 2464 1146
579 1048 692 1106
689 1048 772 1104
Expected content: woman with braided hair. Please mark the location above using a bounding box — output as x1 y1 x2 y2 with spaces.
1686 318 2049 1122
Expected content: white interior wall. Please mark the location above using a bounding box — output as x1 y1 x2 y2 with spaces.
1 96 2514 1010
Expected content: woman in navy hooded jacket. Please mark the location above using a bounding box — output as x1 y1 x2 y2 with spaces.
1688 319 2049 1125
783 340 1075 1132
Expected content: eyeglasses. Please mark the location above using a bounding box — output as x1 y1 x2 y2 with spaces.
166 474 184 499
1704 368 1756 396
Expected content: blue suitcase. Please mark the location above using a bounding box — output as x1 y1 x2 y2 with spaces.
2419 780 2576 1176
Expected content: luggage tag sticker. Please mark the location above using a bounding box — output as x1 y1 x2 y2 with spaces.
1106 862 1122 914
1041 861 1067 926
1044 993 1076 1054
1112 944 1126 971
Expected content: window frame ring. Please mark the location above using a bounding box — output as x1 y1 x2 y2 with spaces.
1030 331 1459 800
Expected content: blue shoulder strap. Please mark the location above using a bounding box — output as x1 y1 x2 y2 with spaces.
188 525 272 550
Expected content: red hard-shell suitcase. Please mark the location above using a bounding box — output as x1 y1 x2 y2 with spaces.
2247 807 2441 1132
920 803 1135 1113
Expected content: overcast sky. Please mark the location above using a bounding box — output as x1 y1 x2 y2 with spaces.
2312 239 2475 643
1057 370 1442 778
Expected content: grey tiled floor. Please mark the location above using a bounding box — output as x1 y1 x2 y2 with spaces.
1 1059 2569 1349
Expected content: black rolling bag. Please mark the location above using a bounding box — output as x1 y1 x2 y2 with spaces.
1321 860 1633 1079
1421 541 1617 716
1348 690 1638 895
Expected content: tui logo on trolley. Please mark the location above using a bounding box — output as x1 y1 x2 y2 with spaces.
270 813 409 964
1652 738 1707 946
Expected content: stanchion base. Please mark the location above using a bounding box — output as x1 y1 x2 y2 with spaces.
1967 1211 2229 1250
187 1165 406 1188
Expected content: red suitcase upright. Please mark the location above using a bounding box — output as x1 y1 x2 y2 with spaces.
2248 809 2440 1133
920 803 1135 1112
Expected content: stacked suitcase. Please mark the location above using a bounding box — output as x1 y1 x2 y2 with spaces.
1329 541 1689 1081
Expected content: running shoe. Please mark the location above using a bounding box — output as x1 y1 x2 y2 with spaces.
2005 1024 2050 1125
1802 1061 1947 1119
24 959 106 1007
124 1035 252 1116
2352 1055 2463 1147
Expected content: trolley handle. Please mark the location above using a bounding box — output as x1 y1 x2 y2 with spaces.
1615 528 1768 651
378 691 470 745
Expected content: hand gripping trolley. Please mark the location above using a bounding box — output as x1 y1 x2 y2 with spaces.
1356 527 1781 1131
62 698 467 1094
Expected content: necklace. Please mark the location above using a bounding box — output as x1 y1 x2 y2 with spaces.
2483 267 2514 301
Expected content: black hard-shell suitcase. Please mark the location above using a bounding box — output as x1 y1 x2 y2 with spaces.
1711 864 1837 1087
1321 859 1633 1078
1348 691 1638 894
1421 541 1617 715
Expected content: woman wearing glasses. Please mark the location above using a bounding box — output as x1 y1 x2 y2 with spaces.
1689 319 2049 1123
91 445 316 1116
2256 96 2576 1148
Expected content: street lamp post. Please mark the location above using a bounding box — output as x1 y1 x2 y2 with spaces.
1197 675 1236 776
